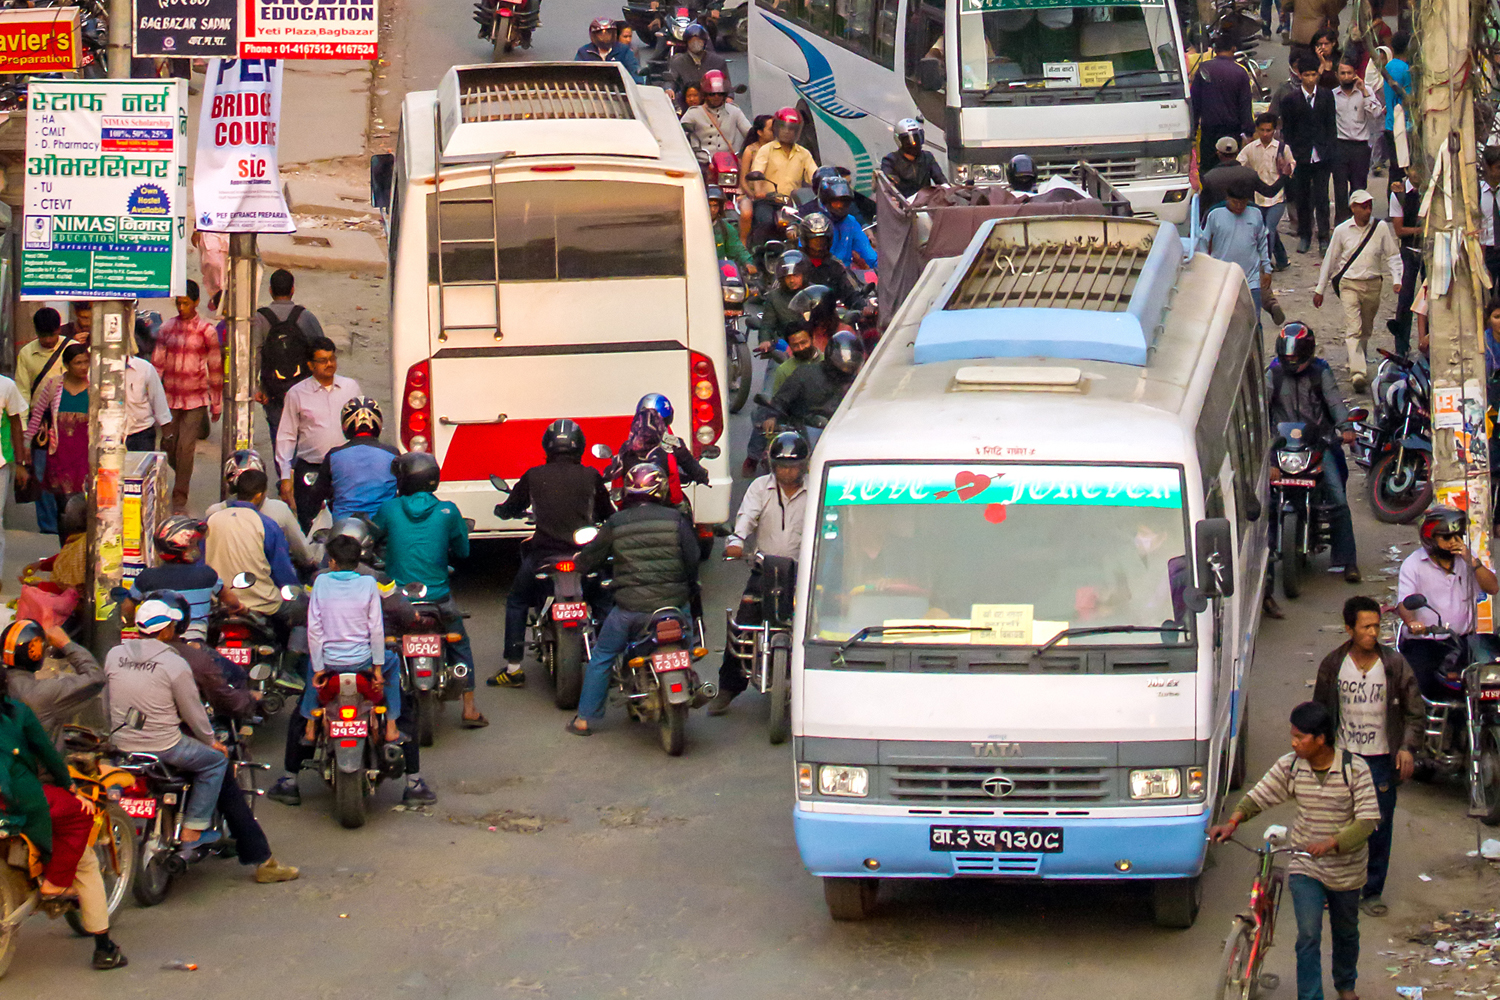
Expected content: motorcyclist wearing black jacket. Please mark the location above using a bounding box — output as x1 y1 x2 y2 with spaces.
492 419 613 689
565 464 698 736
800 213 870 311
880 118 947 198
756 249 809 351
768 329 865 438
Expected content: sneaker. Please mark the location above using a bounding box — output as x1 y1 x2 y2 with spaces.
267 776 301 806
1297 238 1311 254
705 690 738 716
403 778 438 804
1345 565 1363 583
91 945 128 970
254 858 300 883
487 668 526 688
1269 300 1286 325
1352 373 1369 392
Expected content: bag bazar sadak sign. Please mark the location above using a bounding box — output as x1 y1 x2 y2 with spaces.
240 0 378 59
0 7 81 75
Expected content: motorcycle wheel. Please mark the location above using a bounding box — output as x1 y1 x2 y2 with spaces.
727 338 753 414
132 829 173 907
553 628 585 711
1368 449 1433 524
0 865 29 979
767 642 791 745
1280 508 1305 600
260 691 286 717
333 767 367 829
491 16 513 59
729 16 748 51
418 690 437 748
1478 727 1500 826
66 802 136 935
659 700 688 756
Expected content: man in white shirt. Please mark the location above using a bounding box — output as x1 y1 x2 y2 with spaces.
1239 111 1297 272
125 323 172 452
1481 147 1500 291
707 429 808 716
274 337 360 531
1330 60 1384 224
1312 189 1402 391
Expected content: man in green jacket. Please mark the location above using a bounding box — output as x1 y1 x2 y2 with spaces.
710 187 755 274
373 451 486 728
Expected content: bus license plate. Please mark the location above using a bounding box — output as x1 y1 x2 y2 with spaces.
653 649 692 672
553 602 588 622
403 634 443 657
1270 478 1318 488
329 719 368 738
929 826 1064 853
118 797 157 819
217 646 254 666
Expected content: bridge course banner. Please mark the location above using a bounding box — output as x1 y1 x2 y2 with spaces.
193 58 295 234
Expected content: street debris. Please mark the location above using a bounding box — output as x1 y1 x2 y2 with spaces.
1395 909 1500 998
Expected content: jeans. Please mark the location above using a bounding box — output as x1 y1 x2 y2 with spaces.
159 735 229 830
1399 637 1453 700
1319 447 1358 566
578 606 688 721
1264 201 1289 267
1289 873 1361 1000
216 764 271 865
0 465 11 584
125 427 157 452
436 596 476 691
32 447 56 534
1360 752 1398 899
504 550 544 663
263 397 285 444
720 567 765 696
1250 286 1263 336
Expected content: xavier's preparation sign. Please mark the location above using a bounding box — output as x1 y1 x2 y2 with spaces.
22 80 188 300
241 0 378 58
133 0 238 58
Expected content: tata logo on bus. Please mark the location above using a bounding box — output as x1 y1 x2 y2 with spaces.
0 8 80 75
971 742 1022 758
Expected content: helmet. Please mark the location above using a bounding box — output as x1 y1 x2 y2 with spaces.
542 418 584 458
589 16 615 36
768 430 810 464
340 396 383 439
705 185 726 210
0 620 45 672
392 451 441 495
788 284 837 331
810 165 844 196
701 69 729 96
800 211 833 258
894 117 924 152
222 448 265 489
1007 153 1037 191
1275 321 1316 369
623 462 669 503
772 107 802 145
819 177 854 221
154 514 206 562
329 515 375 559
824 329 865 378
1420 506 1468 558
775 248 810 286
636 393 674 426
684 22 710 46
134 591 186 636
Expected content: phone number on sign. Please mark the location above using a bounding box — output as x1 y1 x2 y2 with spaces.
239 43 376 58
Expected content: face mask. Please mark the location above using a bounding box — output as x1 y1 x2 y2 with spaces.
688 38 705 54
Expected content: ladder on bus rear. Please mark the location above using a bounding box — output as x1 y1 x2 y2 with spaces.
431 101 504 345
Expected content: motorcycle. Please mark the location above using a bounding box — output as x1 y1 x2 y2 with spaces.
209 603 298 717
639 7 694 86
1353 348 1433 524
394 581 470 748
708 150 741 202
610 605 714 755
472 0 541 57
308 664 404 829
723 552 796 743
722 259 754 414
1268 421 1341 600
1398 594 1500 824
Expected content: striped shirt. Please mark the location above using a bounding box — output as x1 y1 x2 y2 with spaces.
1241 750 1380 891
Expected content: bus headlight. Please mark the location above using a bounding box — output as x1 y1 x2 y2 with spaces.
1129 768 1181 799
1137 154 1189 178
819 765 869 797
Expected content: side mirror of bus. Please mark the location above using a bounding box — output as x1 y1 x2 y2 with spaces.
1194 518 1234 601
370 152 395 210
917 57 944 93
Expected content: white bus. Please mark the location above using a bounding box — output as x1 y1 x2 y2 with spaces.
791 215 1268 926
373 62 731 538
748 0 1192 224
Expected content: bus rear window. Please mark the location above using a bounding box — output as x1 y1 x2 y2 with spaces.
427 180 685 283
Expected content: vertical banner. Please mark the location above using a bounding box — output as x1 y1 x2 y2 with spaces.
240 0 378 58
132 0 238 58
193 58 294 233
21 79 188 300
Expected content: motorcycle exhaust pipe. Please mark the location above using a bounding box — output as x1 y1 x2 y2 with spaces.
381 742 405 766
451 663 471 680
692 680 719 708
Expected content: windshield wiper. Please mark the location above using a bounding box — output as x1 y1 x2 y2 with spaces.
980 75 1054 99
1033 624 1188 656
834 624 998 662
1090 69 1184 91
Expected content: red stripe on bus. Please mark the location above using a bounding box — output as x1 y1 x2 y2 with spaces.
438 415 635 482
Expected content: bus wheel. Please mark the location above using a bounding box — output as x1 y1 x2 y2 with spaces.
823 877 878 921
1150 876 1201 929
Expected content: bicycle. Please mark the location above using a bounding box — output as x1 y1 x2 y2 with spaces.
1213 824 1311 1000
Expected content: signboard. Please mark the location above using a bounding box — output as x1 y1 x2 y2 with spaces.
133 0 237 58
961 0 1162 9
0 7 81 75
239 0 378 59
22 80 188 300
193 58 294 233
821 464 1183 509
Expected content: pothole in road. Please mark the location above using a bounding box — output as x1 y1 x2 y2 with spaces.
447 809 564 834
597 805 687 829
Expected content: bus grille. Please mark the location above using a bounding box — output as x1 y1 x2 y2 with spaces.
952 854 1044 875
1033 155 1140 183
455 67 634 123
890 765 1110 805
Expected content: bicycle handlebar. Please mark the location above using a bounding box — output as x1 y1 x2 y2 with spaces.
1217 835 1313 858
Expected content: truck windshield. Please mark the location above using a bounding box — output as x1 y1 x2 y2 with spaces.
808 463 1191 646
958 0 1181 93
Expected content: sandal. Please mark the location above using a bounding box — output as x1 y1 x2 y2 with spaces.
1359 896 1388 917
460 713 490 729
564 716 592 737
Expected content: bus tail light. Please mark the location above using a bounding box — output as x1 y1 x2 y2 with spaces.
688 351 722 456
401 360 432 452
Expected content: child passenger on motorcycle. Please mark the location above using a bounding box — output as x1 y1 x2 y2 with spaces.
305 534 399 746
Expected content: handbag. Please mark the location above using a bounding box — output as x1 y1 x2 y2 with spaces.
1330 222 1380 298
26 341 68 452
11 465 41 505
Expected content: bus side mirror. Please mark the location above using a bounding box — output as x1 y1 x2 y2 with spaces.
1194 518 1235 600
917 57 944 93
370 152 395 210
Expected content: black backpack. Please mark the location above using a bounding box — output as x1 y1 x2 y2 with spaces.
259 305 309 397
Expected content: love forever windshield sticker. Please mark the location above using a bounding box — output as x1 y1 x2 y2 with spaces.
822 465 1182 521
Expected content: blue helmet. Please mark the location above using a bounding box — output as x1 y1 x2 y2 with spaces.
636 393 674 426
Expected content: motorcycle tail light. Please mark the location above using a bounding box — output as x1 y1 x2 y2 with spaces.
555 560 575 573
401 360 433 452
687 350 723 456
339 706 357 720
221 624 251 641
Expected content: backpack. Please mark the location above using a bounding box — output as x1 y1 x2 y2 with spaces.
258 305 309 397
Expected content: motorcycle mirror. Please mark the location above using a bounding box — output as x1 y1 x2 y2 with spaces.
590 443 614 460
489 474 512 493
108 585 131 603
279 585 299 601
700 445 722 460
1194 517 1235 600
403 582 428 599
1347 407 1369 422
125 706 146 730
310 528 330 544
231 572 257 589
302 470 319 486
248 664 272 682
735 84 748 94
573 526 600 546
1401 594 1429 611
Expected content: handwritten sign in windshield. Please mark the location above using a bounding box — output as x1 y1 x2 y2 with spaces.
823 464 1182 509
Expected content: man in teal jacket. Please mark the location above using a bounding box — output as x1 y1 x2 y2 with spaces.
373 452 486 727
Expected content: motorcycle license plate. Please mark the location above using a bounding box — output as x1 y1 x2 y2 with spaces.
653 649 692 672
217 646 254 666
329 719 368 738
1270 478 1318 488
118 797 157 819
929 826 1063 853
553 602 588 622
403 634 443 657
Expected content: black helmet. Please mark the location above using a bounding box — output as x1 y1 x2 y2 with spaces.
542 418 584 458
894 117 924 152
341 396 383 439
811 165 844 196
775 249 810 287
0 620 45 672
154 514 206 563
223 448 265 489
788 284 837 331
824 330 865 378
819 177 854 221
800 211 833 258
1276 321 1316 370
392 451 441 495
768 430 810 464
1007 153 1037 192
623 462 668 503
1420 506 1468 558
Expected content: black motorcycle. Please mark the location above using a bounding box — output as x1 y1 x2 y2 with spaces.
721 259 753 414
1354 348 1433 524
723 553 796 743
1268 421 1337 599
613 606 713 755
396 582 470 748
472 0 541 57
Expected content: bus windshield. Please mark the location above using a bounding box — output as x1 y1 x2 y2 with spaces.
808 463 1191 646
958 0 1181 94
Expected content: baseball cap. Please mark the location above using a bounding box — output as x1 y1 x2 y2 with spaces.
1215 135 1240 155
134 598 184 635
1348 189 1374 206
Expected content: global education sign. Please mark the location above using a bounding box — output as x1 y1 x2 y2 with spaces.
0 7 81 75
133 0 238 58
21 80 188 300
240 0 378 59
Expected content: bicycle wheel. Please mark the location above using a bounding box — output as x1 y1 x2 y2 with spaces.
1214 917 1255 1000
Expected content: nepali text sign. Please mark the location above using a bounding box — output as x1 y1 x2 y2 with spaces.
0 7 81 75
194 58 294 233
22 80 188 300
133 0 238 58
240 0 378 59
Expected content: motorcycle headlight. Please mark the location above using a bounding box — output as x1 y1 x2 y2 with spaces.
1136 154 1189 178
1277 451 1312 475
722 285 745 304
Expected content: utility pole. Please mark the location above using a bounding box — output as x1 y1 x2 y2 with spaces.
221 234 257 489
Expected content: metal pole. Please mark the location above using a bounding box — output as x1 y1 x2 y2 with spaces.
222 232 257 494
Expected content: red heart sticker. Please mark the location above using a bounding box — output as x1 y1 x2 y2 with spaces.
954 471 992 502
984 503 1008 524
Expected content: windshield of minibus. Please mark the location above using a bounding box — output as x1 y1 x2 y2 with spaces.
808 463 1191 646
958 0 1181 94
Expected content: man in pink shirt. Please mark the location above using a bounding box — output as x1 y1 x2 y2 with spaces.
153 279 223 512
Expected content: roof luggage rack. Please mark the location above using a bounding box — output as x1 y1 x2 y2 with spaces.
452 63 635 123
